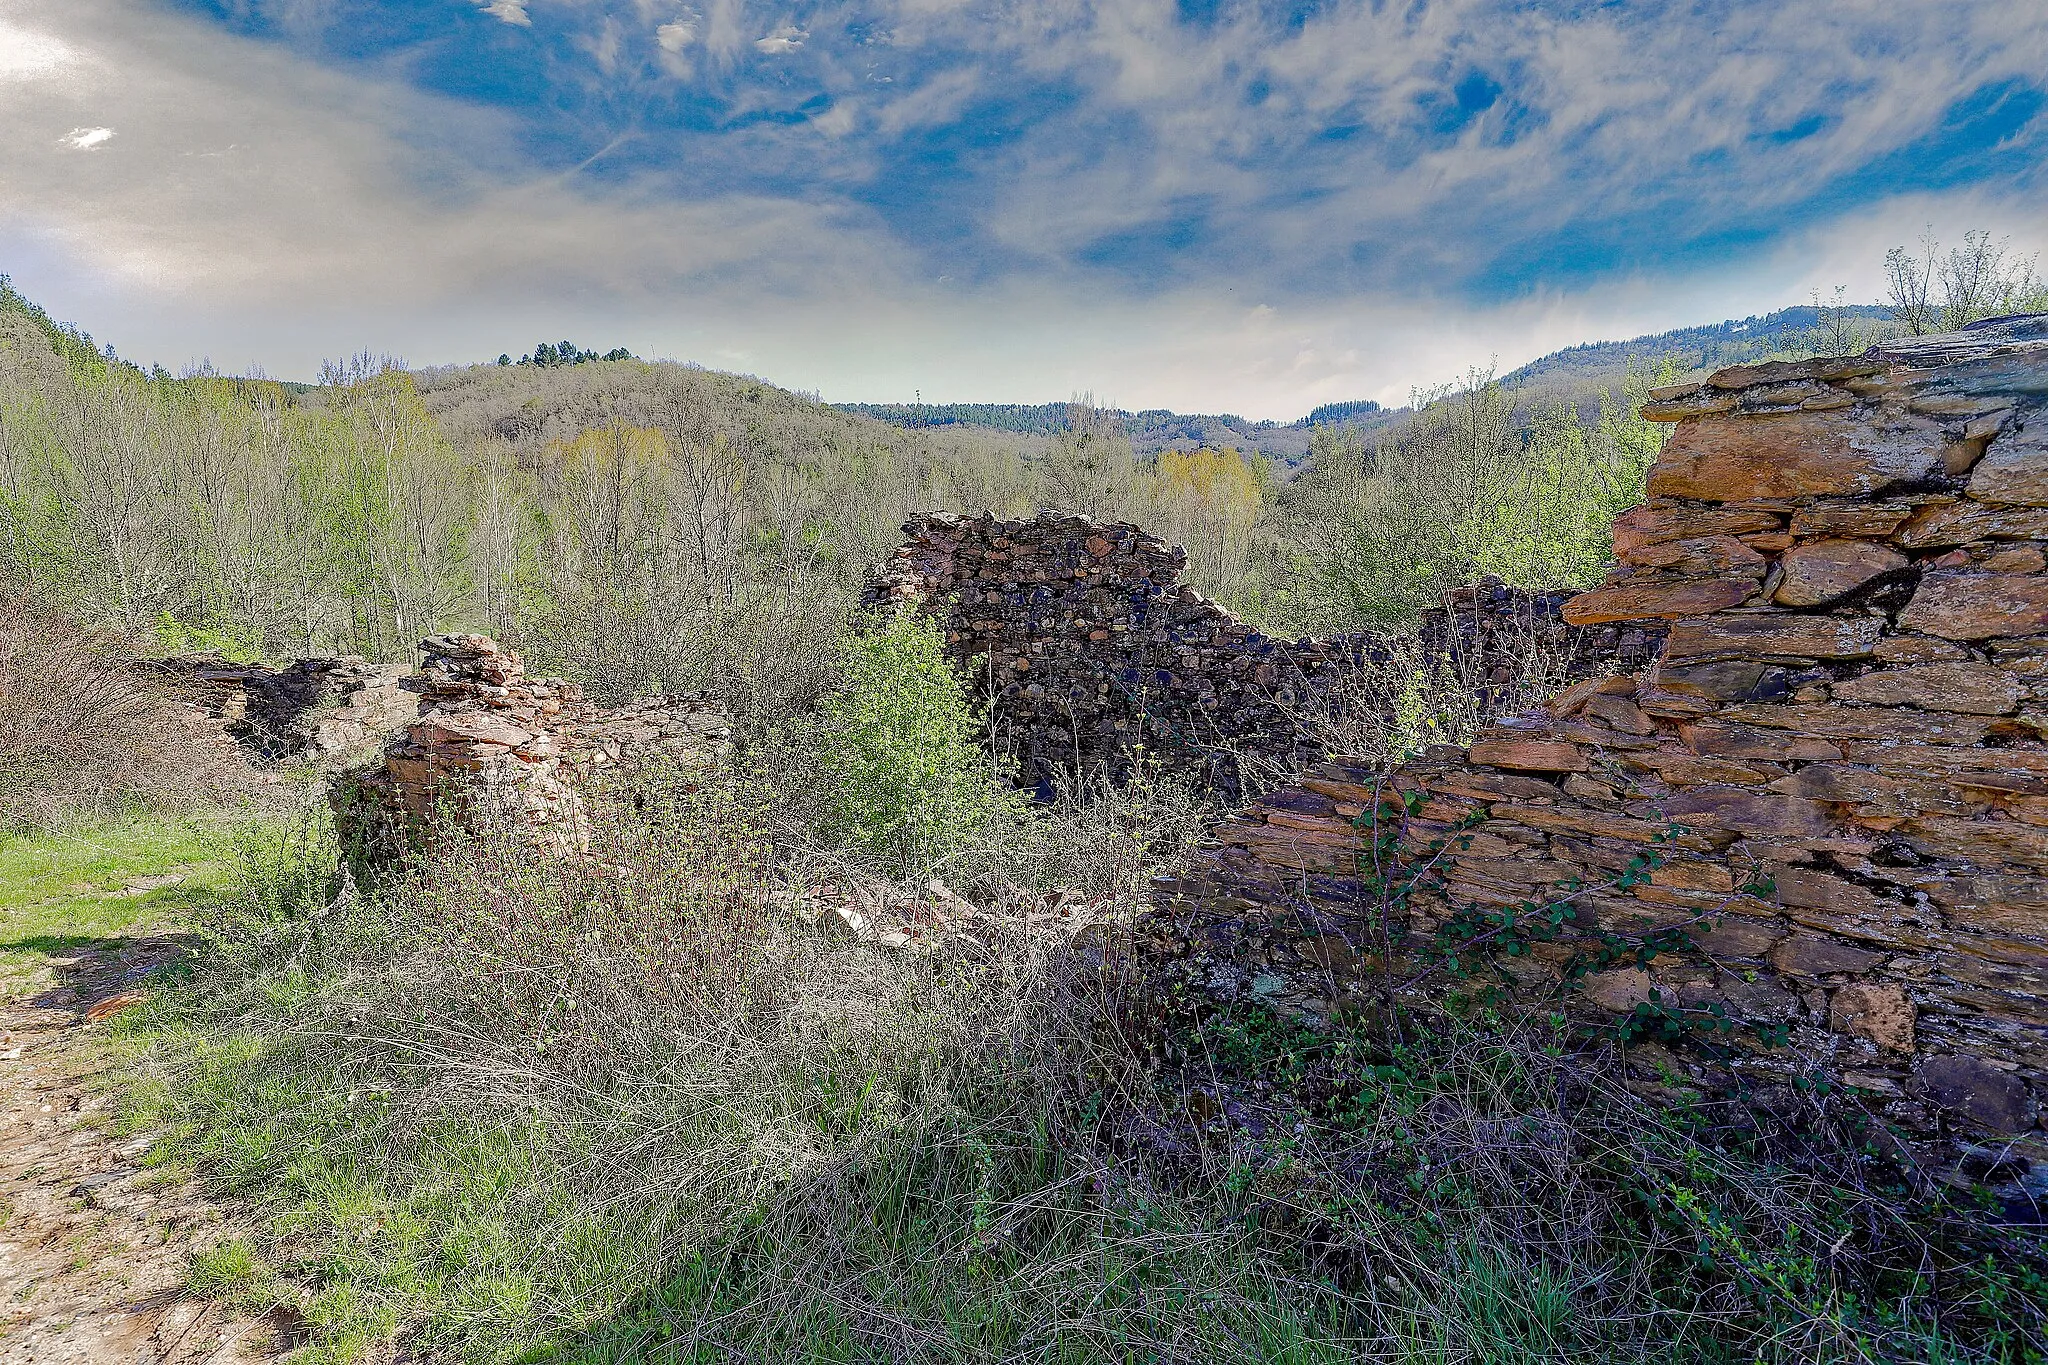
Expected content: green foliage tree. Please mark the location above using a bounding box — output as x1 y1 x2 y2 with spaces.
1281 363 1670 627
811 612 1025 876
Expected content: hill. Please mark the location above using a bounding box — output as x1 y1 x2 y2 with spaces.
833 304 1895 452
834 399 1406 463
1500 303 1894 393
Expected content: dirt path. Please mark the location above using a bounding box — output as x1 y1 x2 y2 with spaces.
0 937 297 1364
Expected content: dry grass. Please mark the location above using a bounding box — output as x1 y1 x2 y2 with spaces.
0 594 251 830
121 767 2044 1363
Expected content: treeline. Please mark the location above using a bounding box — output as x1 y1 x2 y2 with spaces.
498 339 635 368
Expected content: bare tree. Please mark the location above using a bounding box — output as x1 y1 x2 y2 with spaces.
1887 229 2048 334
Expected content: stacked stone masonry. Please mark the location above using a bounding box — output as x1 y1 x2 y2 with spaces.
332 634 732 865
871 513 1662 798
157 655 424 765
1146 313 2048 1170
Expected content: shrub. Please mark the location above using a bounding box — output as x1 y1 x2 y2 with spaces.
0 594 248 830
807 611 1027 877
137 782 1248 1361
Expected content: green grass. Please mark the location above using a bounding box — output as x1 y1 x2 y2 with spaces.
123 1038 1368 1365
71 808 2048 1365
0 815 243 965
188 1237 274 1304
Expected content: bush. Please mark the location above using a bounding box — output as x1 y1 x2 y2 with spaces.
806 612 1027 878
0 594 248 830
135 784 1291 1361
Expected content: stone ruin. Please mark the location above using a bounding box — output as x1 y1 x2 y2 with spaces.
1140 313 2048 1178
156 655 423 766
331 634 732 866
869 512 1662 799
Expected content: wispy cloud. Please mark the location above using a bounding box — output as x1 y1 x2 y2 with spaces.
59 125 112 149
1 0 2045 415
0 19 75 80
479 0 530 28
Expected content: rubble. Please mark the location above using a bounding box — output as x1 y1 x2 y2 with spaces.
331 634 731 866
870 512 1661 798
157 655 423 765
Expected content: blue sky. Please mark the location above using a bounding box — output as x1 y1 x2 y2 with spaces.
2 0 2046 415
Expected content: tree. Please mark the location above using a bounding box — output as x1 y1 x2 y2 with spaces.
811 611 1024 876
1886 229 2047 334
1039 397 1138 520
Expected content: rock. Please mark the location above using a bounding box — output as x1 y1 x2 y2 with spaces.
865 511 1647 800
1714 702 1995 746
1829 983 1916 1051
1620 534 1770 573
1967 427 2048 507
1466 739 1588 772
1928 874 2048 934
1661 787 1835 839
1647 409 1946 501
1705 357 1885 389
1770 868 1896 918
333 636 731 869
1767 935 1885 976
1693 918 1785 957
1872 633 1974 664
1832 663 2023 715
1638 391 1739 421
1582 967 1655 1013
1917 1055 2037 1134
1899 815 2048 868
1984 545 2048 573
1789 503 1915 538
1680 974 1801 1020
1611 504 1781 553
1582 693 1657 734
1772 539 1909 607
1665 614 1883 662
1563 575 1755 624
1896 500 2048 548
1654 659 1791 701
1900 572 2048 641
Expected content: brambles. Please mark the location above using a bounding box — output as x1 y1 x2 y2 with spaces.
0 595 250 830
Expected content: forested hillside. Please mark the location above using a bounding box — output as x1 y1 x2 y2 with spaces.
834 398 1405 462
0 274 1674 709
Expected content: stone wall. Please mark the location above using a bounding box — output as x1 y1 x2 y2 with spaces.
332 634 731 865
870 512 1662 798
157 656 423 765
1143 314 2048 1172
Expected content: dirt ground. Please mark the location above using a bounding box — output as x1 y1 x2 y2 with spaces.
0 935 298 1364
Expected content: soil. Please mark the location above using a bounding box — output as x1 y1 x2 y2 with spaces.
0 935 297 1364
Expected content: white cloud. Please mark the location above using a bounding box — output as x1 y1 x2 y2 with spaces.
59 125 112 149
480 0 531 27
0 19 74 80
756 25 803 53
1 0 2046 418
656 19 696 51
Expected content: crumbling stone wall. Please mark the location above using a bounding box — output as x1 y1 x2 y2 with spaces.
333 634 731 865
870 512 1661 798
1146 314 2048 1168
157 656 423 765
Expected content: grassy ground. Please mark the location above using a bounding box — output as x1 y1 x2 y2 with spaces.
11 810 2046 1365
0 815 242 968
